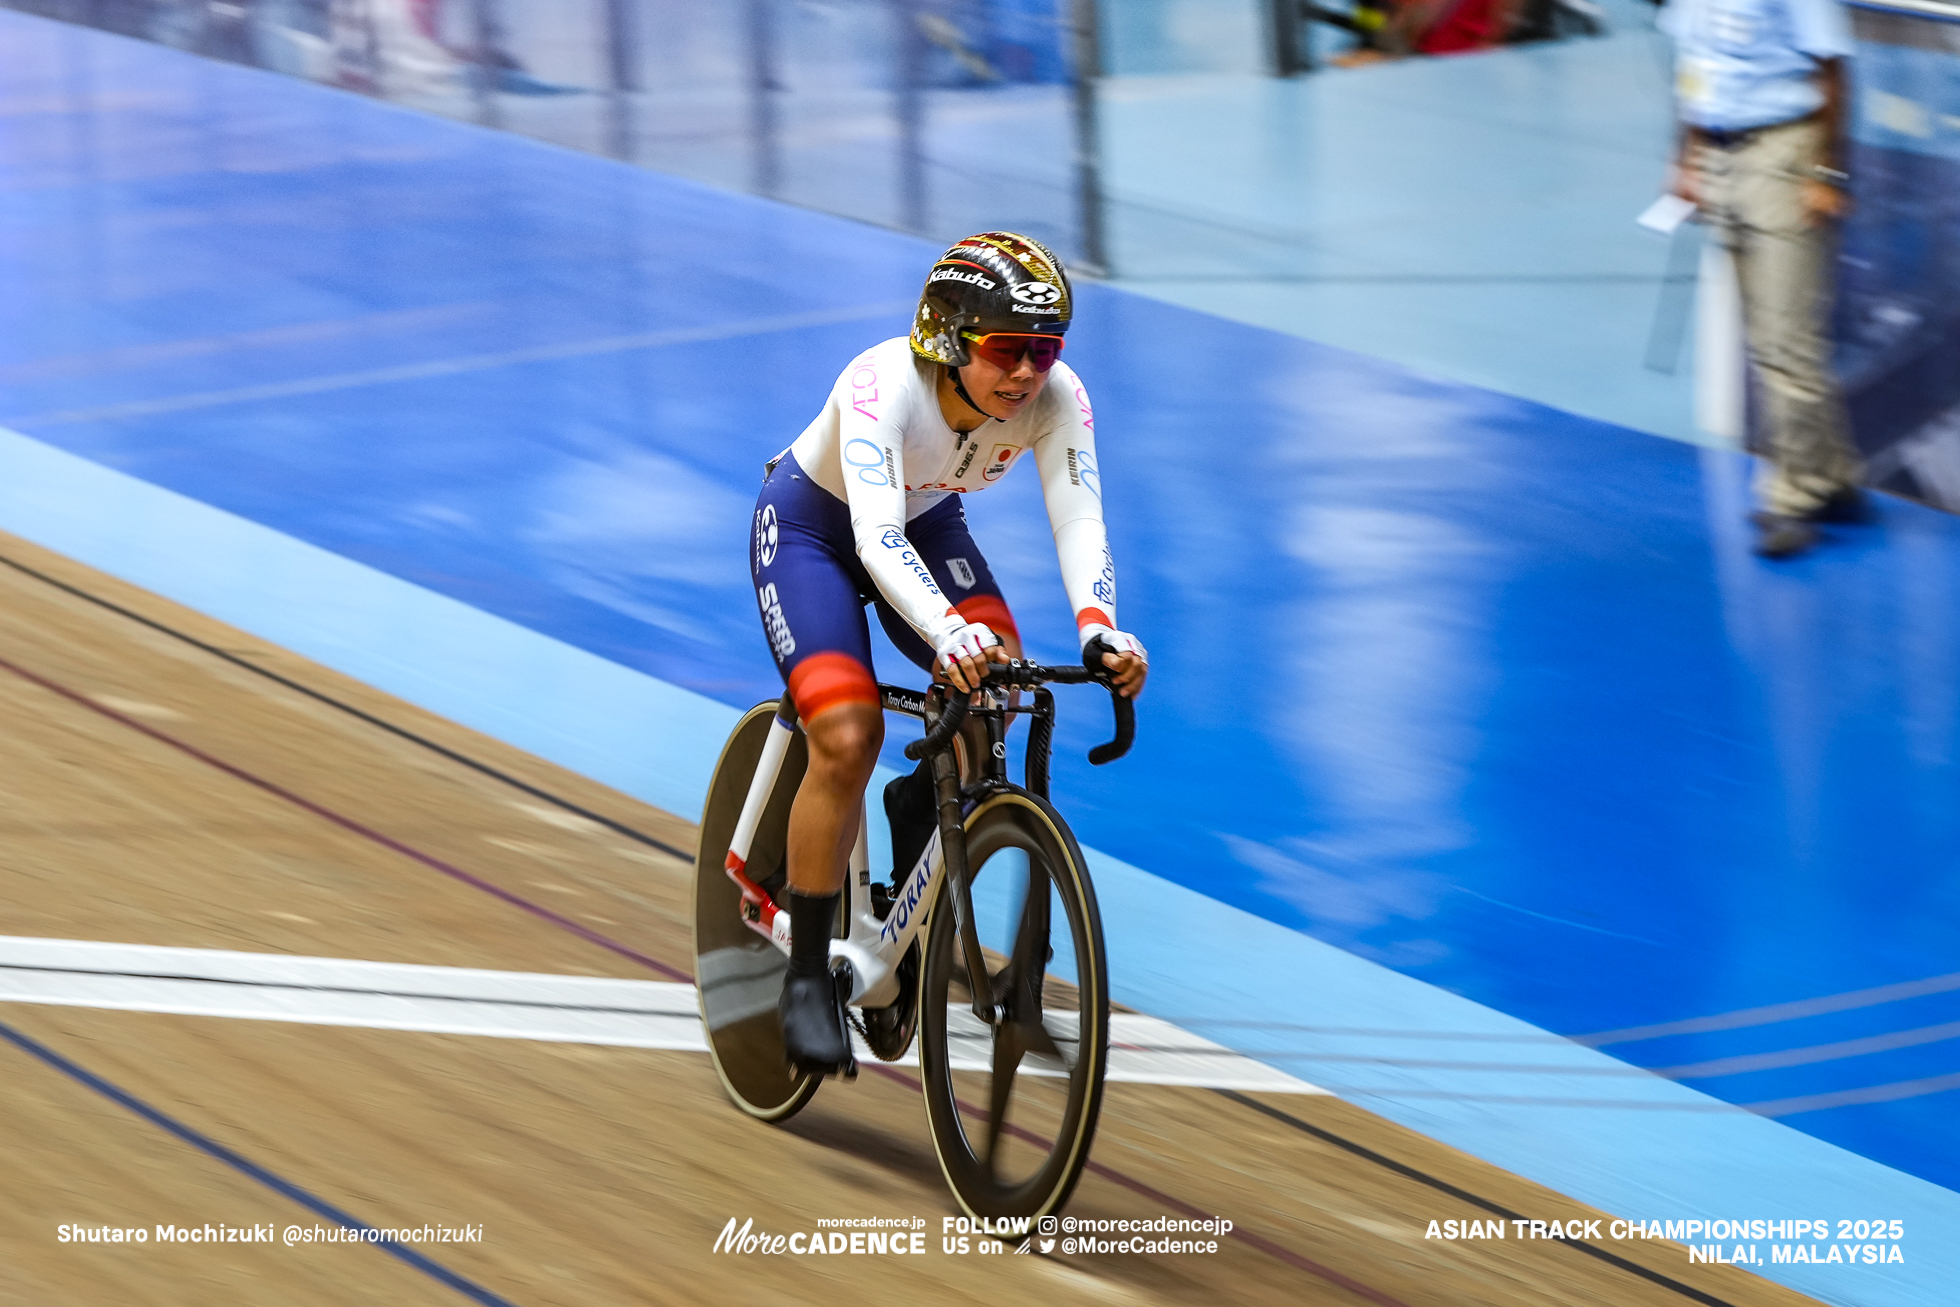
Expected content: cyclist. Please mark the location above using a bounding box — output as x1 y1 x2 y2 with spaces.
750 231 1147 1075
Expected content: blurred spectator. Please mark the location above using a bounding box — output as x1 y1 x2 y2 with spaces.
1662 0 1862 557
1313 0 1601 65
1324 0 1525 64
330 0 461 97
146 0 255 61
1508 0 1607 44
252 0 334 80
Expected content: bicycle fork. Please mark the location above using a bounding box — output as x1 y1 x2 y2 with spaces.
933 736 1003 1027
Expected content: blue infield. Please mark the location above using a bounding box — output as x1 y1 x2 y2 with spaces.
3 13 1958 1304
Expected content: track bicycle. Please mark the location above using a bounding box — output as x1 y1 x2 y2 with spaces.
692 651 1134 1220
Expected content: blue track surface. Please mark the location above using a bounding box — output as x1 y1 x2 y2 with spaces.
5 7 1959 1258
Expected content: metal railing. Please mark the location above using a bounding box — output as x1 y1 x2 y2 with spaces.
6 0 1108 272
1850 0 1960 17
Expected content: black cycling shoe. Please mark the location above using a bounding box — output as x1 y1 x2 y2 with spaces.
1811 486 1872 524
779 968 857 1078
1752 512 1819 558
1750 487 1871 531
884 761 937 887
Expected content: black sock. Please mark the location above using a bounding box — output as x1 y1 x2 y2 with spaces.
784 889 839 980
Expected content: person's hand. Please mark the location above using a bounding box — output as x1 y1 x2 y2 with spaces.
1670 163 1702 209
945 643 1010 694
1083 628 1148 699
1801 178 1850 224
935 622 1007 694
1100 648 1148 698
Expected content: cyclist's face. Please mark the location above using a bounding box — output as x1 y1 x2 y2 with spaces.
957 344 1050 422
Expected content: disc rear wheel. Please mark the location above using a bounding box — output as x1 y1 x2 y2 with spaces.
693 701 818 1122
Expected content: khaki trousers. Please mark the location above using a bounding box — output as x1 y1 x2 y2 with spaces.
1696 116 1860 517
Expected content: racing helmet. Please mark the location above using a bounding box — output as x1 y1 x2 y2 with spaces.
909 231 1072 368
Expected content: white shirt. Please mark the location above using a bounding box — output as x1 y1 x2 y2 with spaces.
781 337 1117 652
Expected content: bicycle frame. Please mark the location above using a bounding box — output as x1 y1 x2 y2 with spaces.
719 677 1069 1017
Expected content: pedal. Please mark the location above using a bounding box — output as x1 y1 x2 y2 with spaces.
787 1053 859 1081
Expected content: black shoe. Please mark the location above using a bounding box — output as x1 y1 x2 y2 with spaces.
1752 513 1819 558
1811 486 1872 524
1751 487 1871 529
779 968 856 1077
884 762 937 887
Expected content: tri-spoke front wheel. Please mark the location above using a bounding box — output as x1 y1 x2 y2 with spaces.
918 789 1109 1222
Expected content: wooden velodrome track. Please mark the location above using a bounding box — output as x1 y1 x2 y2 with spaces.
0 528 1817 1307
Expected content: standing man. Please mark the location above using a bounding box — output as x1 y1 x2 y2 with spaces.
1664 0 1862 557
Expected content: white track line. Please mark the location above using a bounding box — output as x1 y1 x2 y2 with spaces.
5 304 910 430
0 936 1321 1094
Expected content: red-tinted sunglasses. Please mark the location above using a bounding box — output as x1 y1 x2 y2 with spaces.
961 332 1065 373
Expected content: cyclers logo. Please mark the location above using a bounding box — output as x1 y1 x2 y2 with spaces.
878 528 945 599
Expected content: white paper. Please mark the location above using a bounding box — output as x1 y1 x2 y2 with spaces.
1637 193 1698 235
